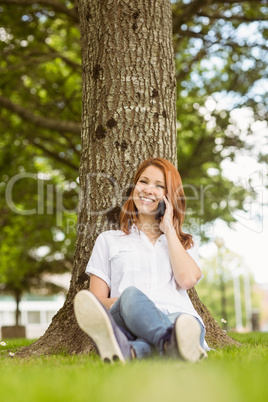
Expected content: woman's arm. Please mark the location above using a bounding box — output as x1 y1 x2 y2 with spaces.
165 229 202 289
89 274 118 309
160 196 202 290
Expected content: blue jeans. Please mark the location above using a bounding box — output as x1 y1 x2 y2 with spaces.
110 286 206 359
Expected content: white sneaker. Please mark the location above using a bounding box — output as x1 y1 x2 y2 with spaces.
74 290 132 363
175 314 208 362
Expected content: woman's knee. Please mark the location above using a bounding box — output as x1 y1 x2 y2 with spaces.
121 286 141 299
120 286 146 306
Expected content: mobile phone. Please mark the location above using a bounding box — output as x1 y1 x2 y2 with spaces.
155 200 166 220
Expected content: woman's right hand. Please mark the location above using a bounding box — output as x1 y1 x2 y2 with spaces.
159 195 175 235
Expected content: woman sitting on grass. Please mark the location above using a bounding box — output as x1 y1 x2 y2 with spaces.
74 157 208 363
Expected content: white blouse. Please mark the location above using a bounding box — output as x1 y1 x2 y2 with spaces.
86 225 204 325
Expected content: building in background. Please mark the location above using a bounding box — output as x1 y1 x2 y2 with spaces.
0 273 70 339
0 293 66 339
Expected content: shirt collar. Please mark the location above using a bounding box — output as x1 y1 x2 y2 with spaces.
130 224 167 243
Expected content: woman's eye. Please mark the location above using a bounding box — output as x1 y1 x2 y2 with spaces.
156 185 165 188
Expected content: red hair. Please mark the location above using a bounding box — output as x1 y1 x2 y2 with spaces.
119 157 193 250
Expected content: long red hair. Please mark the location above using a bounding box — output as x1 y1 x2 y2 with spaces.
119 157 193 250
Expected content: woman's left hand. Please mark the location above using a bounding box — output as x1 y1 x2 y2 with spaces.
159 195 175 235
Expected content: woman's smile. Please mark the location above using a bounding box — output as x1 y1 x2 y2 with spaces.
139 196 155 204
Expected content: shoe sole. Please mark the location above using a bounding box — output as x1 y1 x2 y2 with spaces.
175 314 208 363
74 290 126 363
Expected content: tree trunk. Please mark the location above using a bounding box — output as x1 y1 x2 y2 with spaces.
17 0 238 357
15 290 21 326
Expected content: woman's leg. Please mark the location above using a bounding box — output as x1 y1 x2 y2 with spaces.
109 286 207 361
166 313 207 362
110 286 173 355
167 312 206 347
129 339 153 359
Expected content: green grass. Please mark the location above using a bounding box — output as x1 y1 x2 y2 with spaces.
0 332 268 402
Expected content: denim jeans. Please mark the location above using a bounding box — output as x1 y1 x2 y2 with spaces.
110 286 206 359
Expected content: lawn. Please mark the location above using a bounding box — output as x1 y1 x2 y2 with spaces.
0 332 267 402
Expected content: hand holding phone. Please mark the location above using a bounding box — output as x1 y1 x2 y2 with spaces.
155 199 166 220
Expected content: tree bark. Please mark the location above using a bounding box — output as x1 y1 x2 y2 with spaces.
17 0 238 357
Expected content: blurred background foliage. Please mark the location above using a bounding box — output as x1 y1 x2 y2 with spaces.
0 1 267 307
196 244 257 331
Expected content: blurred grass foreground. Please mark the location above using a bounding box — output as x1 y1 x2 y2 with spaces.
0 332 268 402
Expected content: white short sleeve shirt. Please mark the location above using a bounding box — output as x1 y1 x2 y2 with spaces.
86 226 204 325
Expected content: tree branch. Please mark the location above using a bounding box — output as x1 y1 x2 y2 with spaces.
179 0 208 22
0 0 78 22
29 139 78 170
197 12 268 22
0 95 81 134
58 132 81 157
1 54 61 72
213 0 265 3
176 48 207 82
47 45 81 70
175 27 268 52
172 0 209 31
31 130 79 154
174 29 204 40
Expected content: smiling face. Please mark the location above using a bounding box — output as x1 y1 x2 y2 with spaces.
133 165 166 218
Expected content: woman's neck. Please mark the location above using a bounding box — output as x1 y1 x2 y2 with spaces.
136 215 162 235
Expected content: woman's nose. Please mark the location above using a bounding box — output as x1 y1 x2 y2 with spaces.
144 184 157 194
